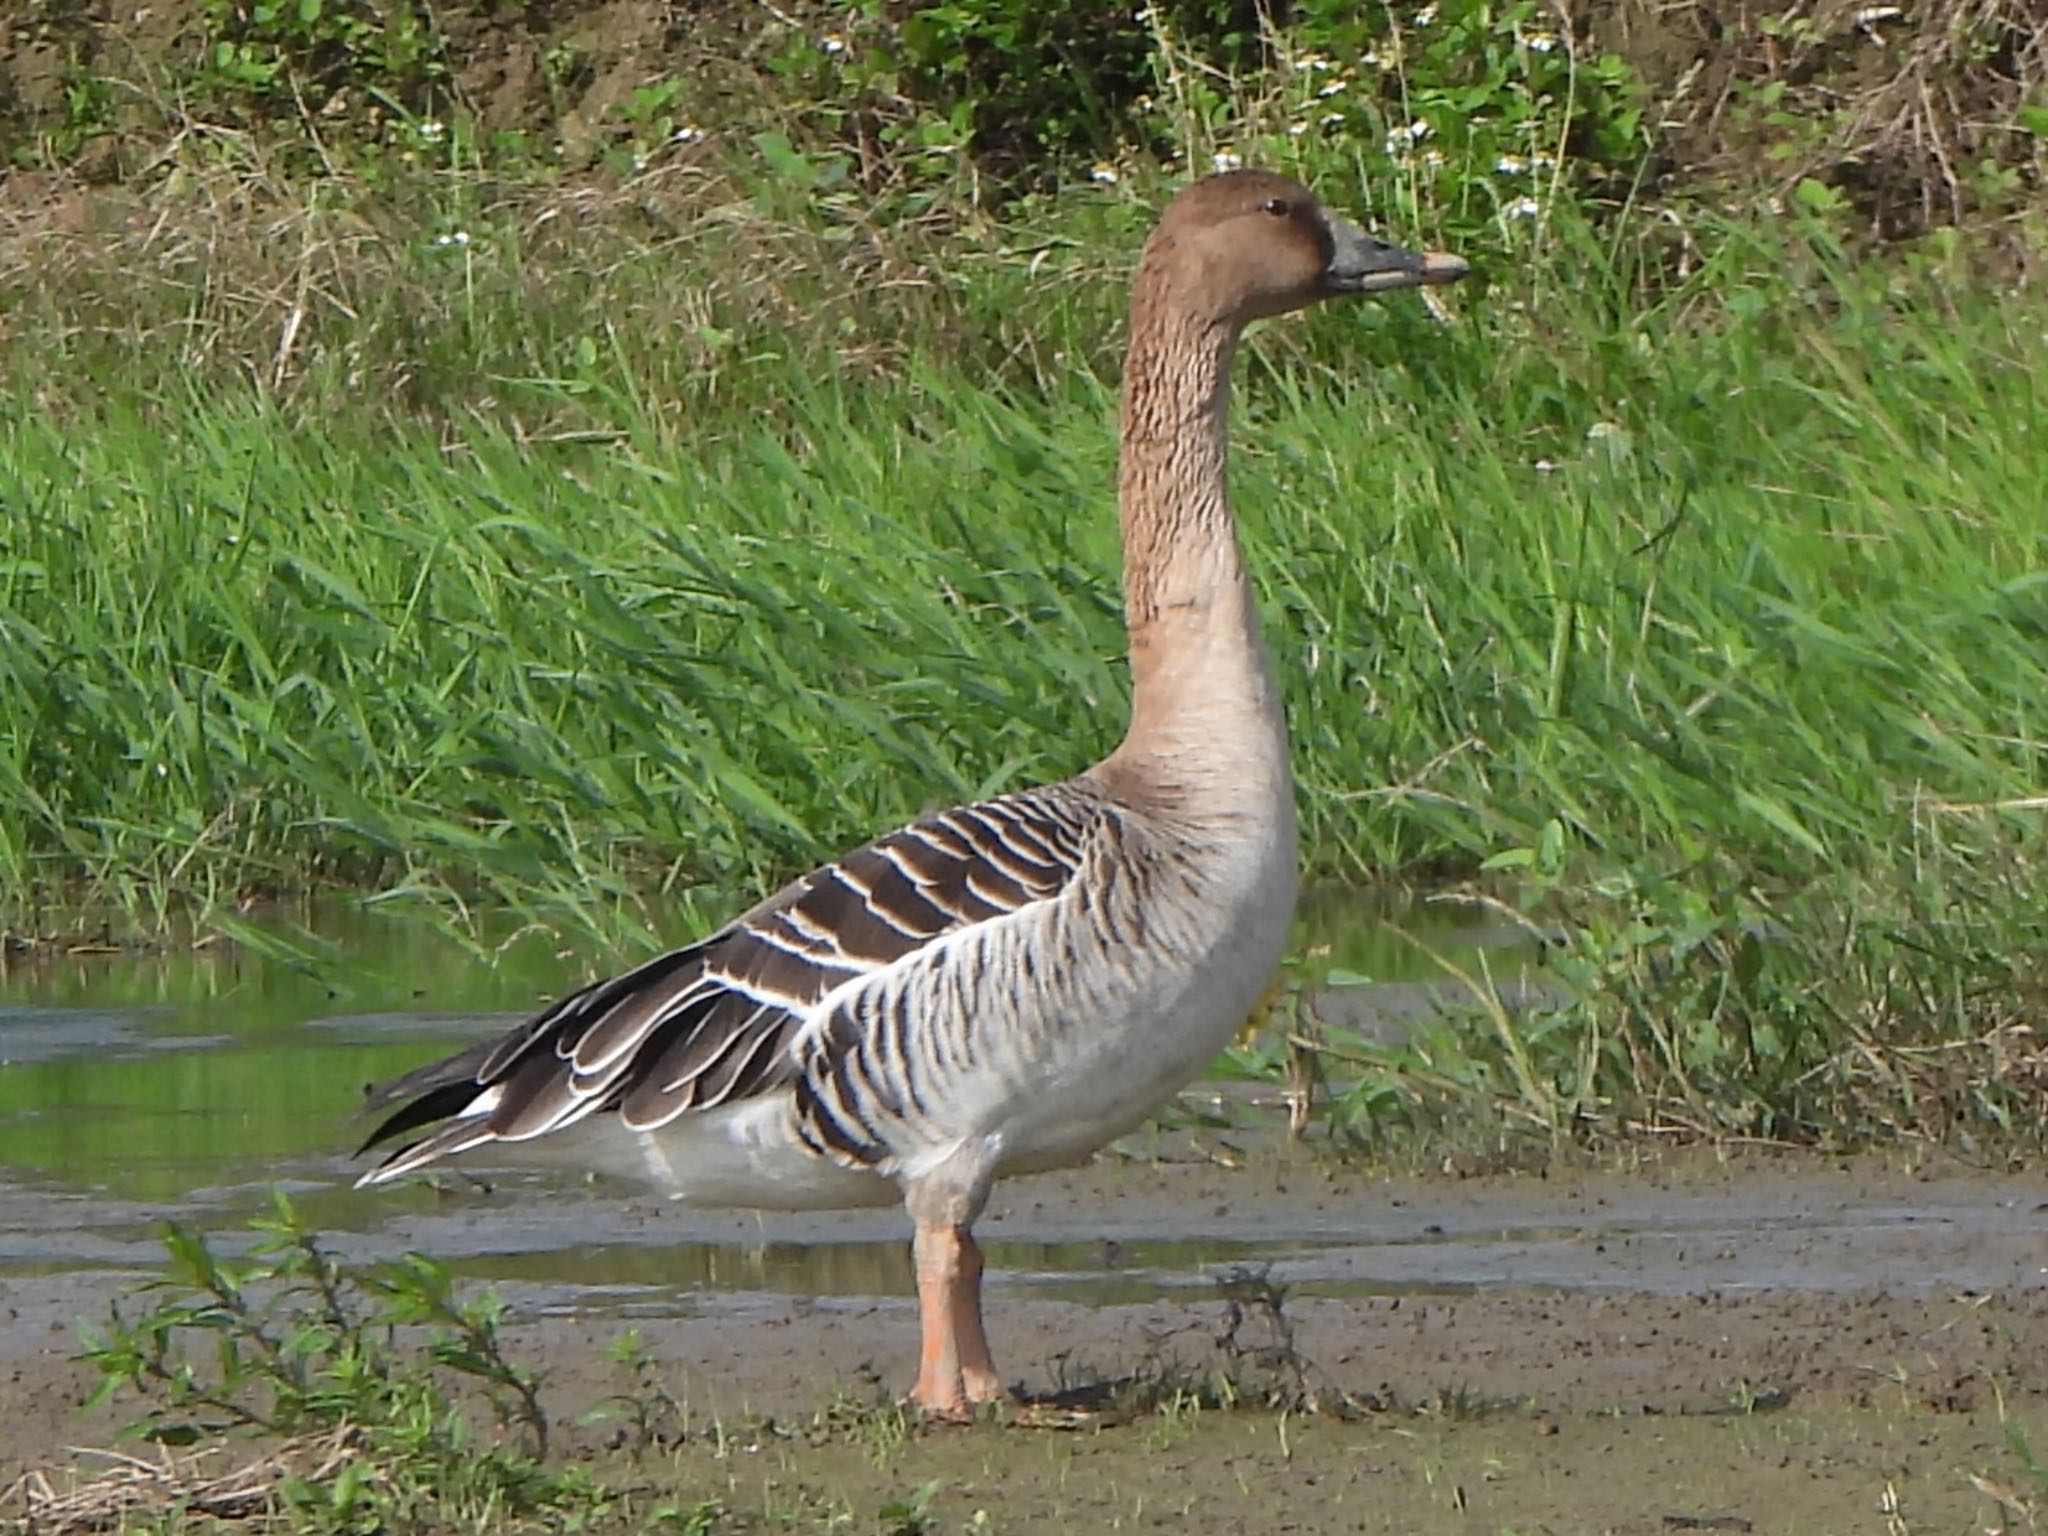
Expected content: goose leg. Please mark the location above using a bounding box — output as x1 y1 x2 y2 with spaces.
908 1221 1008 1418
950 1230 1008 1404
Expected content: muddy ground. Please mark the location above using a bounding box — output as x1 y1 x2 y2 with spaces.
3 1144 2044 1532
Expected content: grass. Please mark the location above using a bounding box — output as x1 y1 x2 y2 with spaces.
4 16 2043 1529
2 160 2045 1140
52 1195 589 1532
6 213 2041 899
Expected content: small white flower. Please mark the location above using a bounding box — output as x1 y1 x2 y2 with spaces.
821 33 847 54
1297 52 1334 72
434 229 473 247
1090 161 1120 184
1586 423 1633 461
1416 3 1439 24
1318 78 1347 98
1422 148 1445 168
673 123 706 144
1212 149 1243 172
417 118 445 142
1495 154 1528 174
1854 5 1902 23
1359 49 1382 68
1385 118 1432 156
1320 111 1347 127
1288 120 1309 137
1535 459 1558 473
1524 31 1559 52
1504 195 1541 219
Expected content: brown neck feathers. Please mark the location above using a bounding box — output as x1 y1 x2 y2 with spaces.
1116 255 1244 621
1110 251 1262 758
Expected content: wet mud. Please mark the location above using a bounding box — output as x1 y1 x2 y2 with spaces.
4 1143 2044 1532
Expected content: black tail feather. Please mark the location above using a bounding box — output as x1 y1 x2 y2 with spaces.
355 1040 497 1156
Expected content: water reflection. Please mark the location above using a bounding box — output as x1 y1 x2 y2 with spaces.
465 1233 1285 1305
0 889 1506 1204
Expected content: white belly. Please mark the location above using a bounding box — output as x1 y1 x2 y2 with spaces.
555 1098 900 1210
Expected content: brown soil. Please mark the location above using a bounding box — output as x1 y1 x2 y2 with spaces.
1589 0 2047 236
5 1146 2045 1532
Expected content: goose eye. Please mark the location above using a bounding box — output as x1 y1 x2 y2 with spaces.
1260 198 1291 217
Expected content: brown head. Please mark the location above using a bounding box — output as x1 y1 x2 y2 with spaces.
1136 169 1466 329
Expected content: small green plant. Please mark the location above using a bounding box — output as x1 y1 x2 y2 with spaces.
77 1192 596 1527
605 75 704 175
34 51 119 168
812 1388 917 1463
190 0 452 152
1146 1384 1204 1449
583 1325 687 1452
877 1478 943 1536
2005 1416 2048 1494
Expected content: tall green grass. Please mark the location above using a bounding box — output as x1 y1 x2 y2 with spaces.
6 221 2040 900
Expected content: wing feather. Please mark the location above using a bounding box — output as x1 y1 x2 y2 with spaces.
357 779 1109 1182
566 962 717 1076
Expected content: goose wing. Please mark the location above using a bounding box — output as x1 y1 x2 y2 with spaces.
356 779 1108 1183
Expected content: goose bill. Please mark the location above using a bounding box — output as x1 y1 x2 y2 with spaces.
1323 216 1470 293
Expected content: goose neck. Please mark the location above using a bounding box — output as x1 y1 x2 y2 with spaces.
1107 297 1283 798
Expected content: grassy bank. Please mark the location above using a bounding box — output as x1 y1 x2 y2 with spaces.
11 265 2047 871
2 0 2045 1146
8 218 2043 910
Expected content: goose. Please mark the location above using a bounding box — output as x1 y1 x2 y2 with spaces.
357 170 1467 1420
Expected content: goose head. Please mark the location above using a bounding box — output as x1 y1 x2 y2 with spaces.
1141 169 1467 327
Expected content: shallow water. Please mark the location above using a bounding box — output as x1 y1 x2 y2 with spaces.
0 890 1513 1249
4 897 2039 1320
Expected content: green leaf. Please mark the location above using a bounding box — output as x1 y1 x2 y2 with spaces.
1794 177 1844 212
